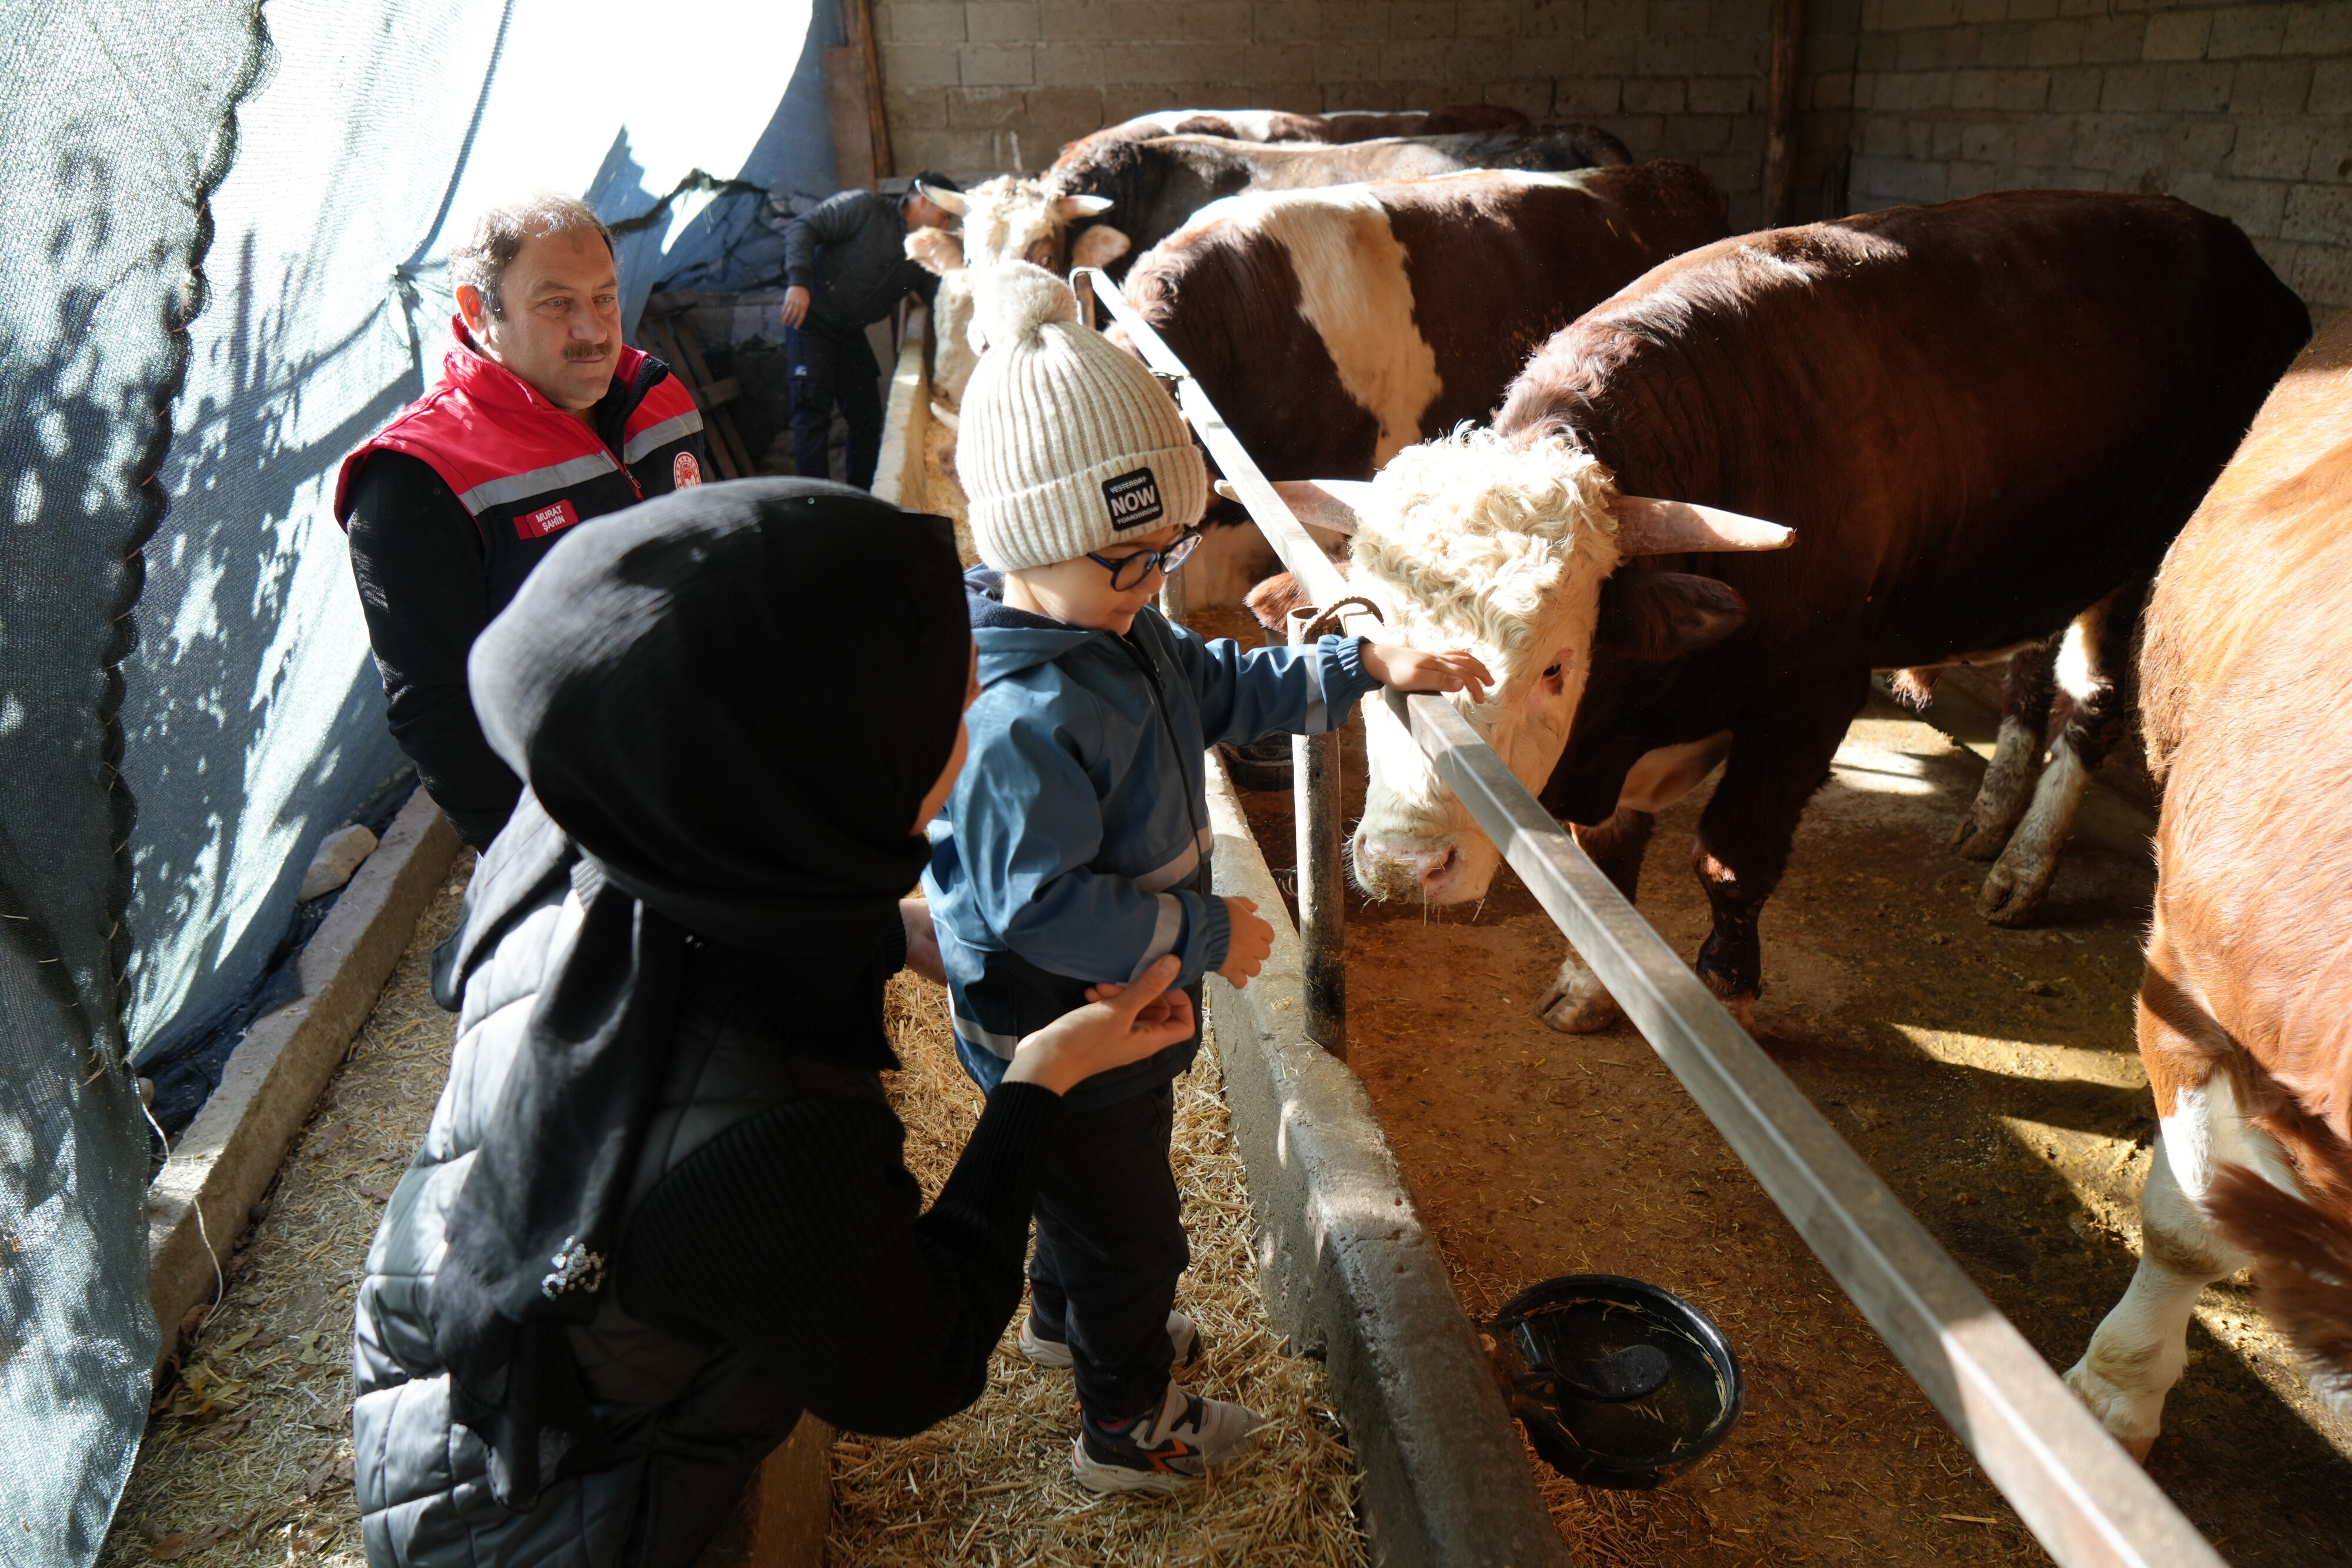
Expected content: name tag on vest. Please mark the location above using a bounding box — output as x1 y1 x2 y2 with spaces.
516 499 580 540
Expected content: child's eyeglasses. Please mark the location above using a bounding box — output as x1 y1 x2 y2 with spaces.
1087 528 1203 592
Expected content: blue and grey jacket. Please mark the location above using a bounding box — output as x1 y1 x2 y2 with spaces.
924 569 1382 1106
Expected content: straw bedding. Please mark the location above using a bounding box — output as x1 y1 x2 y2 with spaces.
101 853 475 1567
827 973 1368 1567
101 855 1365 1567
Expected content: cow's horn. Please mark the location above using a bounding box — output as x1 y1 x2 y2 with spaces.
1053 193 1115 218
1611 496 1793 554
1214 478 1372 535
920 182 969 216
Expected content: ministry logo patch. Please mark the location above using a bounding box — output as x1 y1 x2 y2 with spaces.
1101 467 1164 531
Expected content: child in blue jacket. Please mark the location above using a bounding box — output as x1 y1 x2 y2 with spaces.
924 263 1489 1492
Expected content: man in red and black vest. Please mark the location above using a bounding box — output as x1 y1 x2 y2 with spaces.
337 193 709 848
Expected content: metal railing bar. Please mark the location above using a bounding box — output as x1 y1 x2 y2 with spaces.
1071 266 2220 1568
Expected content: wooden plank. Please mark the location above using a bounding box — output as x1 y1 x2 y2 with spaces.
1763 0 1806 226
824 46 876 190
647 313 756 479
840 0 893 180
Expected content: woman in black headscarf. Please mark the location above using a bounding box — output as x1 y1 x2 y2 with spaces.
350 480 1192 1567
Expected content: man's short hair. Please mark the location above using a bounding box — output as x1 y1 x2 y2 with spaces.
904 171 962 203
451 193 615 319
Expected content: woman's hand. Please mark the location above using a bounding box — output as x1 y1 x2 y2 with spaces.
1360 641 1494 705
900 898 945 985
1006 955 1195 1095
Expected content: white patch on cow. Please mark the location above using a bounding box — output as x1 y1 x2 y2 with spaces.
1347 431 1624 904
2056 603 2107 705
955 175 1070 274
1977 741 2085 923
930 271 979 408
1618 731 1732 813
1188 185 1442 465
2063 1075 2300 1453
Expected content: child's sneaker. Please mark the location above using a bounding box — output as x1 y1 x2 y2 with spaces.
1019 1309 1200 1371
1071 1382 1260 1493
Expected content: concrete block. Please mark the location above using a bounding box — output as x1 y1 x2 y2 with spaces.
1652 0 1712 32
1666 112 1734 152
2097 59 2161 110
886 2 968 42
2283 179 2352 243
1945 158 2002 195
2007 0 2059 19
1101 38 1227 78
1881 0 1961 25
1936 23 1985 65
947 86 1025 127
1524 0 1588 38
881 41 964 86
1694 31 1769 72
1903 115 1936 158
1316 41 1384 78
1178 0 1255 38
2078 14 2144 62
1558 75 1625 112
2231 56 2316 113
1689 74 1755 111
1896 25 1944 69
2209 4 2288 56
2047 62 2103 108
1376 37 1448 75
2309 124 2352 181
2169 117 2239 167
1853 149 1950 200
2285 238 2352 313
1979 19 2032 63
1598 112 1669 153
1960 119 2012 161
146 791 460 1376
1931 118 1966 158
1962 0 2006 21
2313 58 2352 114
2204 175 2290 236
1856 33 1899 69
1698 149 1763 191
967 1 1040 41
1715 0 1773 34
1254 1 1325 42
886 85 953 129
960 44 1036 84
2026 16 2083 63
1811 68 1856 107
2159 59 2235 112
2141 9 2212 59
1384 0 1447 39
1623 75 1689 111
1202 758 1572 1568
2012 115 2076 163
1024 83 1105 127
1244 41 1321 81
2234 125 2317 180
1588 0 1649 34
1040 0 1157 39
1444 36 1522 77
1032 41 1109 83
1461 0 1521 35
2283 1 2352 55
1635 32 1701 72
1862 113 1909 155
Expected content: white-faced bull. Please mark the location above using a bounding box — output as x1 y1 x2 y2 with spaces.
1264 190 2309 1033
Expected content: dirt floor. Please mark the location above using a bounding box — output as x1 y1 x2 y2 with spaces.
1203 611 2352 1566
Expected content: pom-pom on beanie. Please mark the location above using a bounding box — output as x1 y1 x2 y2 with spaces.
956 262 1208 571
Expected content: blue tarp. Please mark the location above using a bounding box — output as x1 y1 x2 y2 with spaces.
0 0 845 1553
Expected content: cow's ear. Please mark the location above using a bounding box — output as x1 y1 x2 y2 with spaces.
1070 225 1131 268
1596 571 1746 662
1245 571 1305 636
1054 193 1116 219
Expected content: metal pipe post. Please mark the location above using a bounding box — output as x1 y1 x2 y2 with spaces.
1288 608 1348 1059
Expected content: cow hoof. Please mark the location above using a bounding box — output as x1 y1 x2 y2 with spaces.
1537 962 1622 1034
2061 1358 2161 1462
1976 860 2051 926
1949 810 2013 861
1697 969 1758 1033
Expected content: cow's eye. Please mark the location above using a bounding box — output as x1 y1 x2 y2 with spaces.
1542 661 1563 680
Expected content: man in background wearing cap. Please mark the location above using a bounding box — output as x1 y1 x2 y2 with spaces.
921 261 1491 1493
779 174 961 488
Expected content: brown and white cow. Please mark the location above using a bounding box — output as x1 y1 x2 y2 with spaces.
1123 162 1728 603
1265 191 2307 1032
2062 312 2352 1455
926 125 1633 285
1068 103 1530 150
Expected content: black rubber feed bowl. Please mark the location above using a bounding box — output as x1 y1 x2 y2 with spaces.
1218 735 1294 792
1492 1274 1744 1490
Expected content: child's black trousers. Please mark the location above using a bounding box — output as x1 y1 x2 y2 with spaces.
1025 1078 1191 1422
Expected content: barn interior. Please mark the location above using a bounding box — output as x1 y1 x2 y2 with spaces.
6 0 2351 1565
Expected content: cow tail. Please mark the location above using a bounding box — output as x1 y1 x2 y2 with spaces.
2206 1162 2352 1417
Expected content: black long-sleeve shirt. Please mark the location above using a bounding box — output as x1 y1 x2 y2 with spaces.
783 189 940 336
617 1075 1061 1436
346 452 520 846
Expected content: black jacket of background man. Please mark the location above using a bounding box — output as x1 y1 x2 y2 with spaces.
335 325 709 848
783 189 941 336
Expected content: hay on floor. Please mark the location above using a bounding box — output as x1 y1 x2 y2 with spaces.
827 974 1368 1567
101 852 475 1567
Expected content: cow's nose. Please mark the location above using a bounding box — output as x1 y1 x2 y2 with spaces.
1360 837 1460 893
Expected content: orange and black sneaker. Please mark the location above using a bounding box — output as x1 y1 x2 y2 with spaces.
1071 1382 1260 1493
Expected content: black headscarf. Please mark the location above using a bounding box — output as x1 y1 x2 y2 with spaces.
426 479 968 1508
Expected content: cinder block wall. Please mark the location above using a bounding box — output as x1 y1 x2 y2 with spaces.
1843 0 2352 315
876 0 1864 229
870 0 2346 311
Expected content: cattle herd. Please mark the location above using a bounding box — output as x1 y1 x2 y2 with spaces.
900 104 2351 1473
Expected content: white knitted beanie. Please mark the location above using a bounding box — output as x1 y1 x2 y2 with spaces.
957 262 1208 571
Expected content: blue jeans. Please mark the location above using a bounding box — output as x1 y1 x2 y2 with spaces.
785 324 883 489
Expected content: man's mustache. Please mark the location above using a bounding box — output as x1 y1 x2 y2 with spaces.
564 341 615 362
